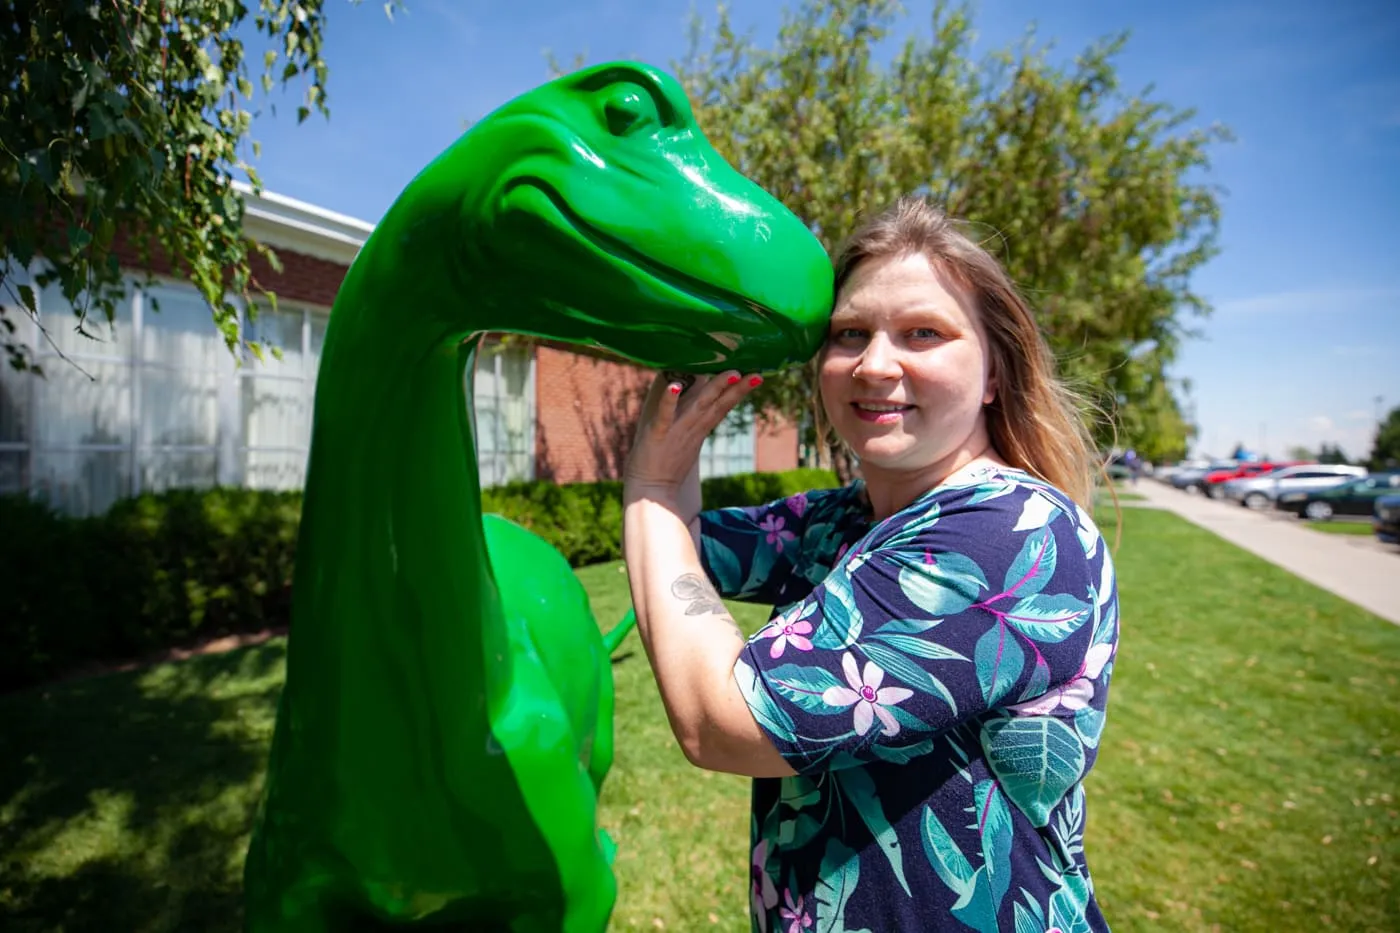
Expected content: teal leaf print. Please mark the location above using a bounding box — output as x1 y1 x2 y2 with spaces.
920 805 974 897
898 552 988 617
767 664 850 715
815 839 871 933
876 617 945 635
778 813 824 849
882 500 941 550
1020 651 1051 703
975 624 1025 707
974 779 1014 914
967 482 1016 505
812 573 863 649
1013 898 1047 933
1012 491 1061 532
1074 706 1106 748
1004 593 1092 643
871 737 934 764
1003 527 1057 597
1047 872 1095 933
734 657 796 738
981 717 1087 827
741 536 779 598
781 776 822 810
1093 601 1119 649
701 536 744 593
872 632 969 662
839 767 911 896
861 640 958 718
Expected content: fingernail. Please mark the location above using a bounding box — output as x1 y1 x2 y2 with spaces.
668 384 682 395
726 374 741 386
748 376 763 387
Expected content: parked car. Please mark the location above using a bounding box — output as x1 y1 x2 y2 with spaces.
1222 463 1368 509
1280 472 1400 520
1169 460 1240 493
1155 459 1212 482
1375 493 1400 545
1200 461 1299 498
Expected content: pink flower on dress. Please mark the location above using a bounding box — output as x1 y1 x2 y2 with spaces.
760 514 797 553
759 603 816 658
750 840 779 932
821 653 914 737
779 890 812 933
1009 642 1114 716
785 492 808 518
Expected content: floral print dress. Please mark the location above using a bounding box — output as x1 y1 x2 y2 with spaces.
699 466 1117 933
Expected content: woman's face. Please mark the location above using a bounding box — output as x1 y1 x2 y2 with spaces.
819 252 997 485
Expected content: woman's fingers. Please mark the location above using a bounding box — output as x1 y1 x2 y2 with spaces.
673 371 764 433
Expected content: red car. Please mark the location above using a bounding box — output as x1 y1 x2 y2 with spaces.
1200 461 1304 498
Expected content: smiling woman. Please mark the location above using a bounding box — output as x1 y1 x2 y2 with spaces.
623 196 1116 932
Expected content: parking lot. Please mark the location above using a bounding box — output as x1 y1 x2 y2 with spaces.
1126 478 1400 624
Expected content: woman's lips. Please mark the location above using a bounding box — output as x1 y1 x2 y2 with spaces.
851 402 913 424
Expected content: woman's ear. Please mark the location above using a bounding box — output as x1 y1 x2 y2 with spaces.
983 362 998 406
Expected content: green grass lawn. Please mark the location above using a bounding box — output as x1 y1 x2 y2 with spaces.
2 508 1398 931
1305 519 1380 536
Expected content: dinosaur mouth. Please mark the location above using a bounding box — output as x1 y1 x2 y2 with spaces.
502 177 804 365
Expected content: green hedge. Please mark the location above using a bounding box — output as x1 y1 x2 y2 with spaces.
1 468 837 690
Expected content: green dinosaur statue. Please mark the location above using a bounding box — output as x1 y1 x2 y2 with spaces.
242 62 832 931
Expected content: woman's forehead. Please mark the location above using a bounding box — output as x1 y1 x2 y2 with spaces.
834 255 973 318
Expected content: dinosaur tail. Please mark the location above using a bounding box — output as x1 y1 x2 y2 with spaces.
602 608 637 654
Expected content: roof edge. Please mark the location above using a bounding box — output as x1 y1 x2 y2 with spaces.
233 180 375 266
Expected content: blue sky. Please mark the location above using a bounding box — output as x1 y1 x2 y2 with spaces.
242 0 1399 462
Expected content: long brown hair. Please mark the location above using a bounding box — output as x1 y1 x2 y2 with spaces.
826 196 1102 510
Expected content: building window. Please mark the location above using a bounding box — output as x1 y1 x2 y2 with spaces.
240 302 327 491
4 275 541 512
472 338 535 488
138 286 224 493
699 411 755 478
29 278 136 515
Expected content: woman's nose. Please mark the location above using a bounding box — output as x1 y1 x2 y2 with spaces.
853 334 900 380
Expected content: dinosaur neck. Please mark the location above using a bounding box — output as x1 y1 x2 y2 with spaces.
288 199 508 759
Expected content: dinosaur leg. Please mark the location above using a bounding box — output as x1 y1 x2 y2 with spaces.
495 668 617 933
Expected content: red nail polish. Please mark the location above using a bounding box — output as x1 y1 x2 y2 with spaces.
749 376 763 387
726 375 741 385
668 384 681 395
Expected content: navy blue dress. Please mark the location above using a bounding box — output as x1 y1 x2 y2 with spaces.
699 466 1117 932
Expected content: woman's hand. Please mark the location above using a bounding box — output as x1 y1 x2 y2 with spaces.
623 370 764 515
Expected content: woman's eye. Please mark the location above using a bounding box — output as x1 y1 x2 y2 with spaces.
831 327 866 343
910 328 942 341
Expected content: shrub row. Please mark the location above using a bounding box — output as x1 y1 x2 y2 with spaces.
0 468 837 690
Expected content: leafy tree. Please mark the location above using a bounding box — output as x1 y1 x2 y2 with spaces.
1369 406 1400 471
1 0 395 373
674 0 1227 472
1316 442 1350 465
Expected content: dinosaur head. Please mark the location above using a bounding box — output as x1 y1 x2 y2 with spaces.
445 61 832 373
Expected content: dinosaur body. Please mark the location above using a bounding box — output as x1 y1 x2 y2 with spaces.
243 62 832 931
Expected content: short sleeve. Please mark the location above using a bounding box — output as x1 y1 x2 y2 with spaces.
699 484 864 604
733 479 1117 775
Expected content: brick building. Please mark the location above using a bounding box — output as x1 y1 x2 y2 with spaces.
0 185 799 515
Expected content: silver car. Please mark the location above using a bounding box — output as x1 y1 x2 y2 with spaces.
1223 463 1368 509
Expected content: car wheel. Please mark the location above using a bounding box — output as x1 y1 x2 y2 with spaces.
1303 501 1333 521
1206 484 1223 499
1244 492 1271 509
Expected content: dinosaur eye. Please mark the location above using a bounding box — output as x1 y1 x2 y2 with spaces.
602 85 660 137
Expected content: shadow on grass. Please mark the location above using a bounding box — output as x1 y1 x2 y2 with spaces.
0 640 287 933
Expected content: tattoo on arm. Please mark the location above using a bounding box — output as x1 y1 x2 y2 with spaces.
671 573 725 614
670 573 744 641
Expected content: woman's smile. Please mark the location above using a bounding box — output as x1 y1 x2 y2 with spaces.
851 400 916 424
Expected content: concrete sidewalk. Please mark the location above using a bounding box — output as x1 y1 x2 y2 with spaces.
1123 479 1400 625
